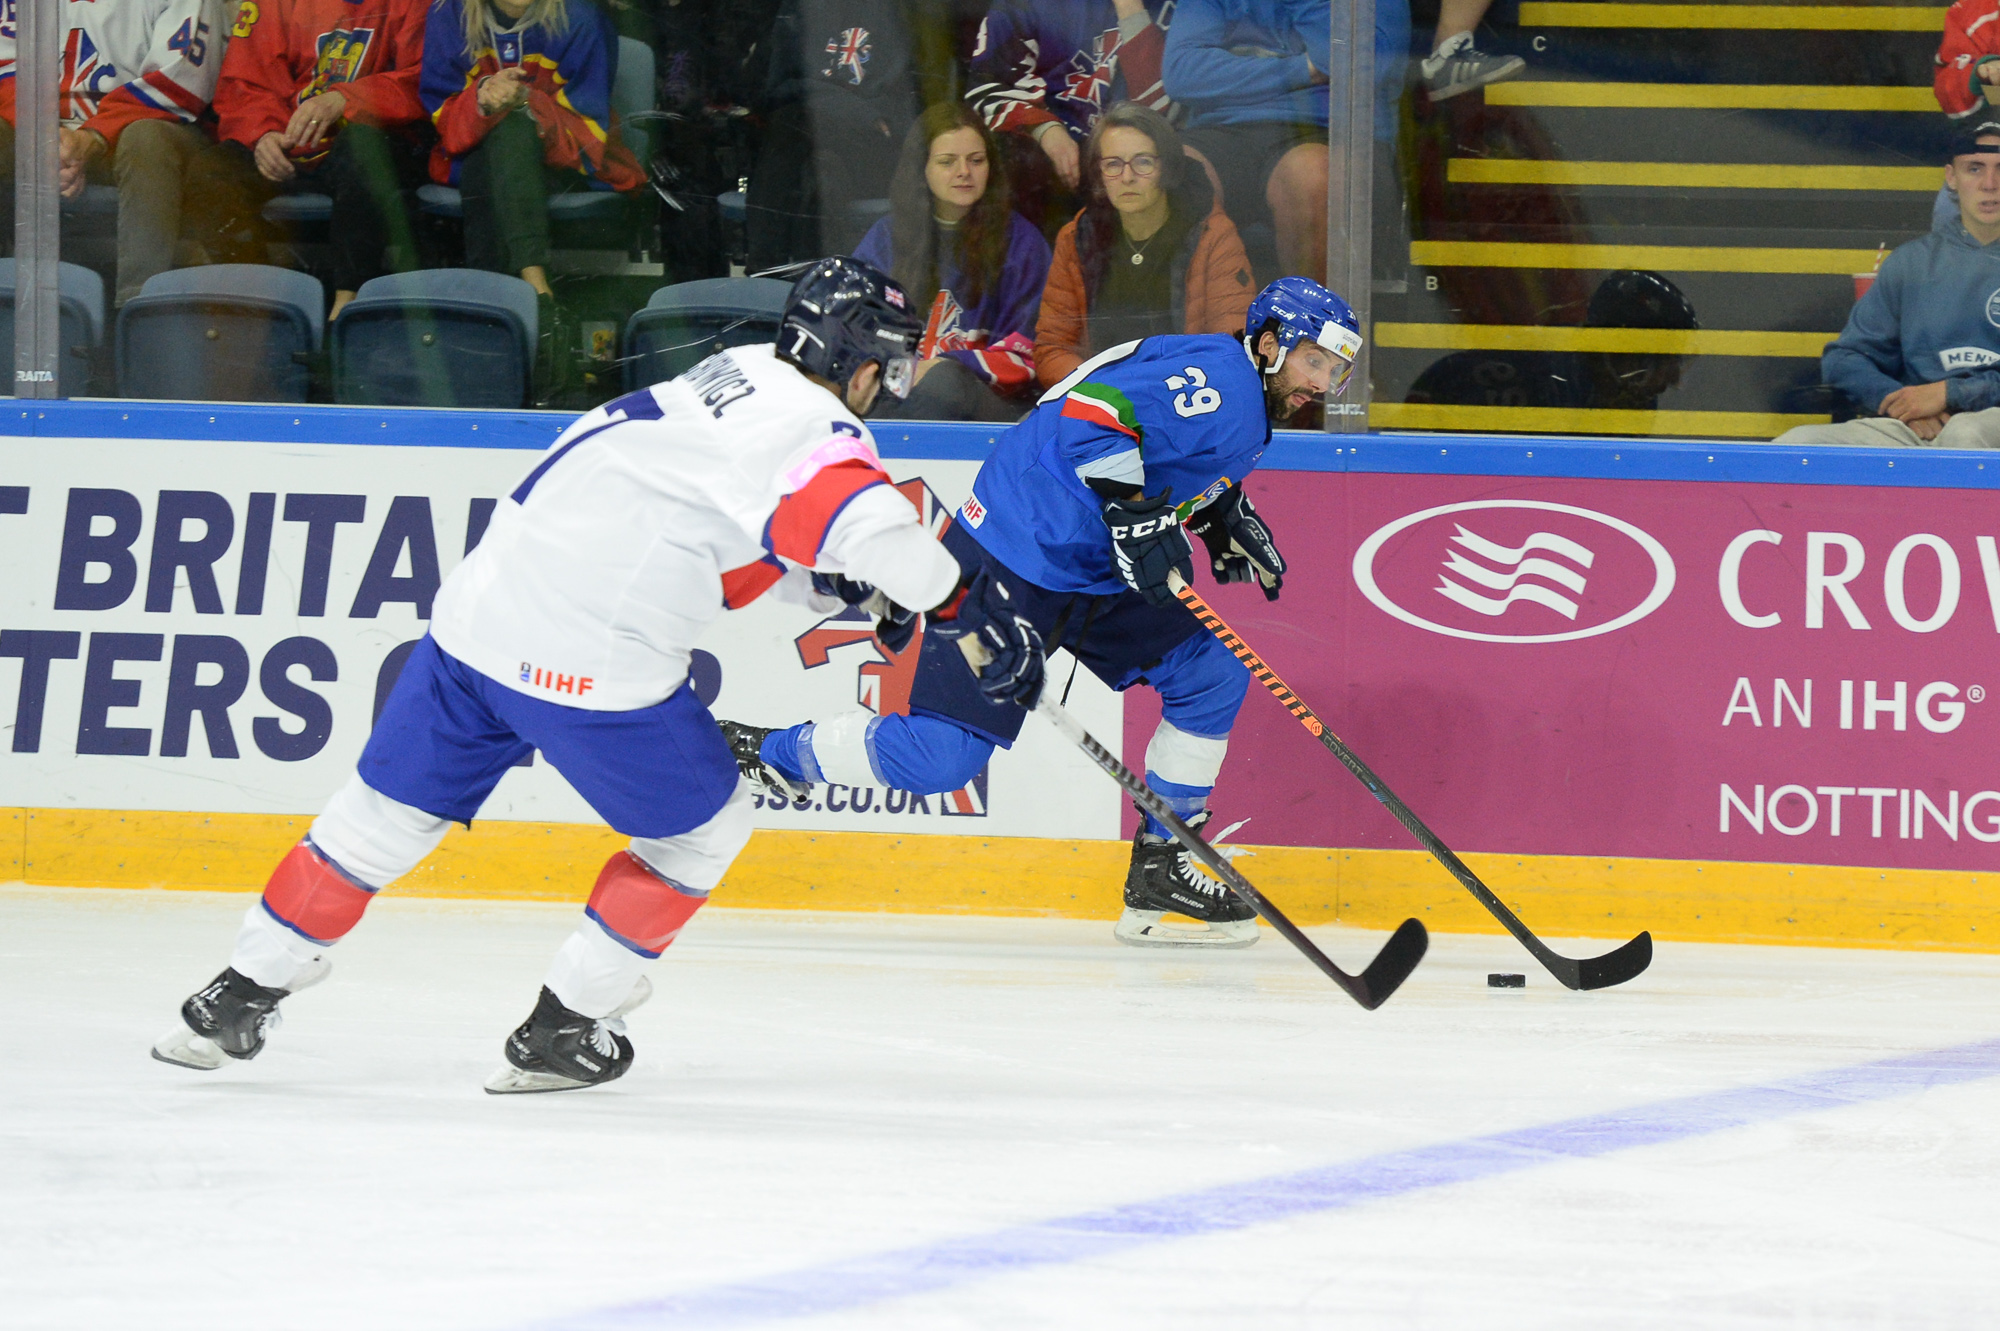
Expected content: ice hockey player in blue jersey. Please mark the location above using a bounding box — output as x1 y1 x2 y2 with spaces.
723 277 1362 948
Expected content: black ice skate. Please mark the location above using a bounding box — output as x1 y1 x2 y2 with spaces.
718 718 810 804
1113 810 1260 949
484 976 652 1095
150 961 330 1070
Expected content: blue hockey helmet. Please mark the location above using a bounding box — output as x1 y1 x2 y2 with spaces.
1244 277 1363 396
777 257 926 400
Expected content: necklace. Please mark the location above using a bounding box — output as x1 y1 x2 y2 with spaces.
1126 227 1163 266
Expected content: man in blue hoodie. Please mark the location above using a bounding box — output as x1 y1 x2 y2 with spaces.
1776 122 2000 448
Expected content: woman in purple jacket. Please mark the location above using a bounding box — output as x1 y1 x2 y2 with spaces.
854 103 1053 422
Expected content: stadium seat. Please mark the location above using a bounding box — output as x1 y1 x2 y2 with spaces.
262 194 335 226
418 37 655 238
115 264 325 403
0 258 106 397
622 276 789 390
330 269 538 408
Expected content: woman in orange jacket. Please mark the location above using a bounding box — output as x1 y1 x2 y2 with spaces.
1032 101 1256 390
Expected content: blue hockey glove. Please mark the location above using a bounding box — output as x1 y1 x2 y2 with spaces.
930 569 1046 707
811 573 922 654
1102 489 1195 608
1186 485 1286 601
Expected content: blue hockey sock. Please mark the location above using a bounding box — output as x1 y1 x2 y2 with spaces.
1142 772 1211 839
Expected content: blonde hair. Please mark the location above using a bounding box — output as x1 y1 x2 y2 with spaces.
447 0 572 60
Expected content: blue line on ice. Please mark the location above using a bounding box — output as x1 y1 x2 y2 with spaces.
530 1036 2000 1329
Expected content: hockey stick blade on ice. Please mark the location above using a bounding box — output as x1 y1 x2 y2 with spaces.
1169 575 1651 992
957 637 1427 1010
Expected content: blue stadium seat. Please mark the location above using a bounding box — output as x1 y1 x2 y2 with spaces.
419 37 655 234
262 193 335 226
0 258 106 397
60 185 121 221
116 264 325 403
330 268 538 407
622 276 789 390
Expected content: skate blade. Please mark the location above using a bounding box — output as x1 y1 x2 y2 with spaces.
484 1065 597 1095
151 1024 226 1070
1113 909 1260 950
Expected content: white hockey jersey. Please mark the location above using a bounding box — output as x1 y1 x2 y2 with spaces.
430 345 963 712
0 0 229 141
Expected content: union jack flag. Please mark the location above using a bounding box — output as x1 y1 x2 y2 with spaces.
1057 31 1120 109
824 27 871 85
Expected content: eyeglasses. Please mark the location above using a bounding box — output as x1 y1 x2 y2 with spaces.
1098 153 1160 179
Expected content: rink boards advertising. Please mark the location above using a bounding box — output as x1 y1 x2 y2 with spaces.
2 403 1996 949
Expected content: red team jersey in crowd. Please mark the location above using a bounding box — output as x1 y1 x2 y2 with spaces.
0 0 228 147
212 0 428 155
1938 0 2000 118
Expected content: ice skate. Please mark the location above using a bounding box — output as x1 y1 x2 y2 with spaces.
718 718 811 804
150 959 331 1070
484 975 652 1095
1113 811 1260 949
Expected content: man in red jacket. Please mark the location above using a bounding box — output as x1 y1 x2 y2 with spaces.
194 0 430 317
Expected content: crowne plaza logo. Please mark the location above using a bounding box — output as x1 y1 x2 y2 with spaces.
1353 500 1676 643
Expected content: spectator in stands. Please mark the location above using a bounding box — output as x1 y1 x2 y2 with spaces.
1161 0 1330 284
1033 102 1254 390
1937 0 2000 122
965 0 1174 238
746 0 924 271
1420 0 1525 102
0 0 229 304
1773 124 2000 450
1406 270 1697 414
197 0 430 320
419 0 644 302
855 103 1051 421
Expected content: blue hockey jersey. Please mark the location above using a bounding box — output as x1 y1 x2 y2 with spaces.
960 334 1271 594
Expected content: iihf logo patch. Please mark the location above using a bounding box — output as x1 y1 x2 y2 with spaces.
960 495 986 528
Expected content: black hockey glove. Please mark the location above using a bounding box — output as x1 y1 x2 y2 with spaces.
811 573 922 654
1101 488 1195 609
1185 485 1286 601
930 569 1046 707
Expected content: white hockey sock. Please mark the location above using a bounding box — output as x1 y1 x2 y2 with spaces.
1146 719 1229 790
308 773 452 889
545 915 652 1019
799 710 885 786
229 900 326 990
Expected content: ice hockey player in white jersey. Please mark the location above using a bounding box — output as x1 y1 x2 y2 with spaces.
150 258 1048 1094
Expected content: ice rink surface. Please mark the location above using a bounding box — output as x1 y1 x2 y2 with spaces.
5 884 1998 1330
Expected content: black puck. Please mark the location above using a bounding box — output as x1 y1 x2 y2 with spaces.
1487 973 1526 988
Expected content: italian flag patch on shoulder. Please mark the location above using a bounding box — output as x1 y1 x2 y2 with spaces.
1061 382 1143 445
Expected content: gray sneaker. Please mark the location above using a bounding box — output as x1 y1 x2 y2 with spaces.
1421 35 1525 101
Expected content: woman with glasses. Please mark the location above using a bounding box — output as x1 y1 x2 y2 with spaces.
853 103 1053 422
1033 102 1256 390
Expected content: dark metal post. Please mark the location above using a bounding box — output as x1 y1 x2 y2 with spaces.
1325 0 1375 434
14 0 62 399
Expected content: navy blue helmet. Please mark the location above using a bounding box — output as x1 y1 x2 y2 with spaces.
1244 276 1363 396
777 257 925 399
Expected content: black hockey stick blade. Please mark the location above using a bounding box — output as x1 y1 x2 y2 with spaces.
1027 685 1427 1010
1170 576 1653 992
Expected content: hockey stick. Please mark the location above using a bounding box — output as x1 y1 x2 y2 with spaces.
958 639 1428 1010
1169 574 1652 992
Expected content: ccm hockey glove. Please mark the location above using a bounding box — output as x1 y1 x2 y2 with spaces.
930 569 1046 707
810 573 922 653
1185 485 1286 601
1102 489 1195 608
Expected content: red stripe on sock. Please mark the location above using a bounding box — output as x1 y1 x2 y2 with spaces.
587 852 707 955
261 842 376 944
